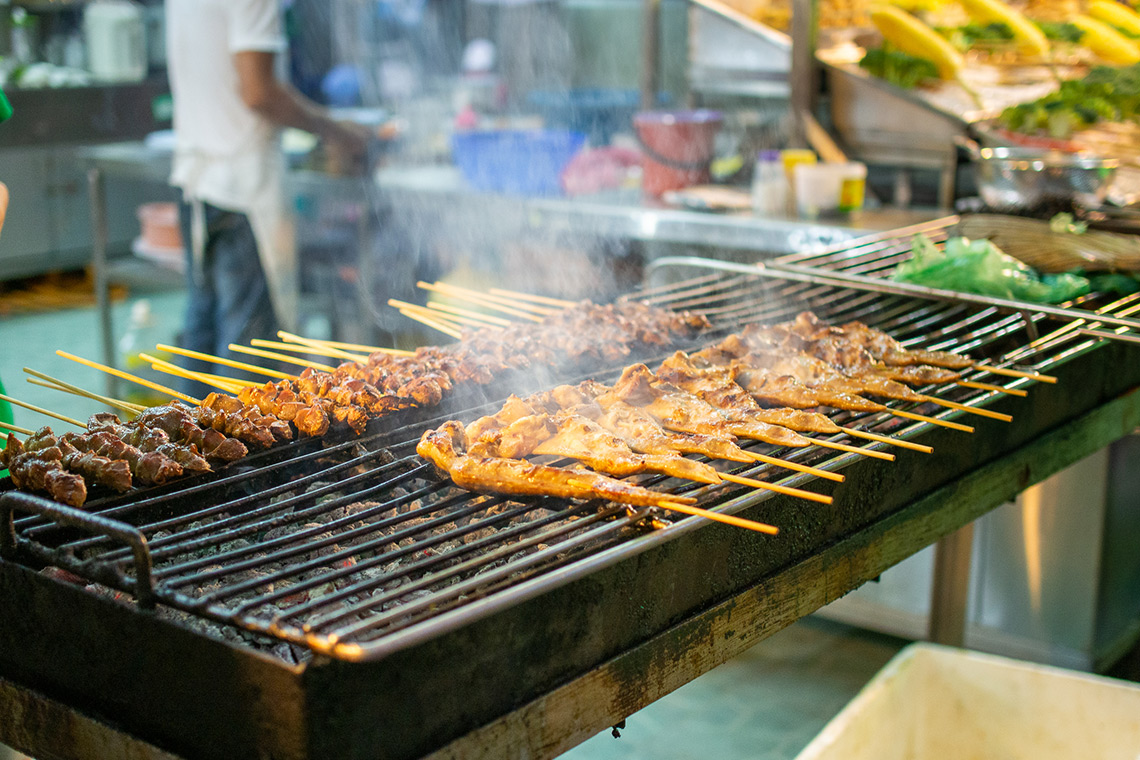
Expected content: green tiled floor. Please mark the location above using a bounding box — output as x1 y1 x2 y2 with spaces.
1 265 909 759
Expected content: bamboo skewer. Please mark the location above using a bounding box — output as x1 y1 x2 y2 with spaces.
389 299 489 330
427 281 560 316
718 471 832 505
24 370 145 415
278 332 370 362
27 377 146 416
416 281 546 321
156 344 296 381
747 452 845 483
228 344 336 372
0 420 34 436
917 395 1013 422
839 427 933 453
654 500 780 535
249 339 379 361
140 354 251 394
809 437 895 461
956 380 1027 397
55 351 200 405
973 364 1057 384
304 338 414 356
426 300 514 326
398 308 464 339
888 408 974 433
488 287 576 309
0 393 85 428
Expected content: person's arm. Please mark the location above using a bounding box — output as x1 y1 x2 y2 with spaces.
234 50 371 158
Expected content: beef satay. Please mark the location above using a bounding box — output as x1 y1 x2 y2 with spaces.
25 427 132 493
3 433 88 507
86 413 211 475
132 404 248 463
62 430 182 486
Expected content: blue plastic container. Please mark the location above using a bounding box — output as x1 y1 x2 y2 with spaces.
451 129 587 196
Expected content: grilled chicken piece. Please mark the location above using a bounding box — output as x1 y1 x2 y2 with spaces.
657 352 843 434
202 393 292 442
2 433 88 507
791 312 973 369
603 365 811 447
417 421 695 508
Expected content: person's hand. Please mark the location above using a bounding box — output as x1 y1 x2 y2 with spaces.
322 120 375 174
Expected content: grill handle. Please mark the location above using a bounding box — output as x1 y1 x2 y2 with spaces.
0 491 156 610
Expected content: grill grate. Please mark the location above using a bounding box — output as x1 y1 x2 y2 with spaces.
4 217 1134 664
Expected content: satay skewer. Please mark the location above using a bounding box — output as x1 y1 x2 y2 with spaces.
398 307 464 339
916 395 1013 422
157 344 295 381
956 380 1027 397
140 354 248 395
416 281 547 321
807 437 895 461
888 408 974 433
277 332 370 362
25 377 144 416
250 339 375 361
488 287 576 309
973 364 1057 384
427 280 561 316
838 427 933 454
309 338 416 356
0 393 84 428
426 300 514 327
227 344 336 372
0 420 34 435
653 499 780 534
57 351 201 405
746 452 845 482
389 299 480 330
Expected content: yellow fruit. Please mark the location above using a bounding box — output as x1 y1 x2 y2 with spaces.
1088 0 1140 37
958 0 1051 56
870 4 965 78
1073 14 1140 64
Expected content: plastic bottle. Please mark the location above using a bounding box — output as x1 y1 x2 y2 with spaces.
117 299 172 407
751 149 787 217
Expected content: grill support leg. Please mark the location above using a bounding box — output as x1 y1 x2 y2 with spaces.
929 521 975 646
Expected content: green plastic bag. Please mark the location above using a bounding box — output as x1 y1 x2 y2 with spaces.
893 235 1091 304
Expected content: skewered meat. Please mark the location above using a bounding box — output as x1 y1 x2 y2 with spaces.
132 404 248 463
656 352 843 434
86 413 211 475
418 421 695 508
62 429 182 486
603 365 811 447
788 312 973 369
201 393 292 443
23 428 134 493
1 433 87 507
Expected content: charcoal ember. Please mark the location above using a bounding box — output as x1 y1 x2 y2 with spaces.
40 566 87 585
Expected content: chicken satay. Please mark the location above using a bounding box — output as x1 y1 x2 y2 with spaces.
788 312 973 369
418 421 695 508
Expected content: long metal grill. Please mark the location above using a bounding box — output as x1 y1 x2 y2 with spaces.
3 216 1134 665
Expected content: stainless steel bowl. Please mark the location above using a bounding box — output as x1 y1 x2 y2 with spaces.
970 145 1119 209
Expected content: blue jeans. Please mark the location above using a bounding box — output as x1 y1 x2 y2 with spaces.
179 202 278 398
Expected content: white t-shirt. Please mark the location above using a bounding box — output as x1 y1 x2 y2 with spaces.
165 0 286 211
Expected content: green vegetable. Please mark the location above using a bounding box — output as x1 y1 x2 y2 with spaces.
997 63 1140 138
940 21 1016 49
1035 21 1086 43
1084 271 1140 294
893 234 1091 303
859 46 941 89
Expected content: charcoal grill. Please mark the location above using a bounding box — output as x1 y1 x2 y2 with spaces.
2 216 1140 760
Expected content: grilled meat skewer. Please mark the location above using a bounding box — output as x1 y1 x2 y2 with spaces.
787 312 974 369
86 413 211 475
23 427 133 493
418 421 695 509
1 433 87 507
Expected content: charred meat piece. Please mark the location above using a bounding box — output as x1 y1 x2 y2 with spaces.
2 433 88 507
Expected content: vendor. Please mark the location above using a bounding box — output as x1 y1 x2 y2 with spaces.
166 0 372 394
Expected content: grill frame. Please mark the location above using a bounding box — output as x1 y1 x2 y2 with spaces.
3 228 1140 759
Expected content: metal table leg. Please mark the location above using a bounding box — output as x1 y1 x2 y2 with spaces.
87 167 118 400
929 521 975 646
